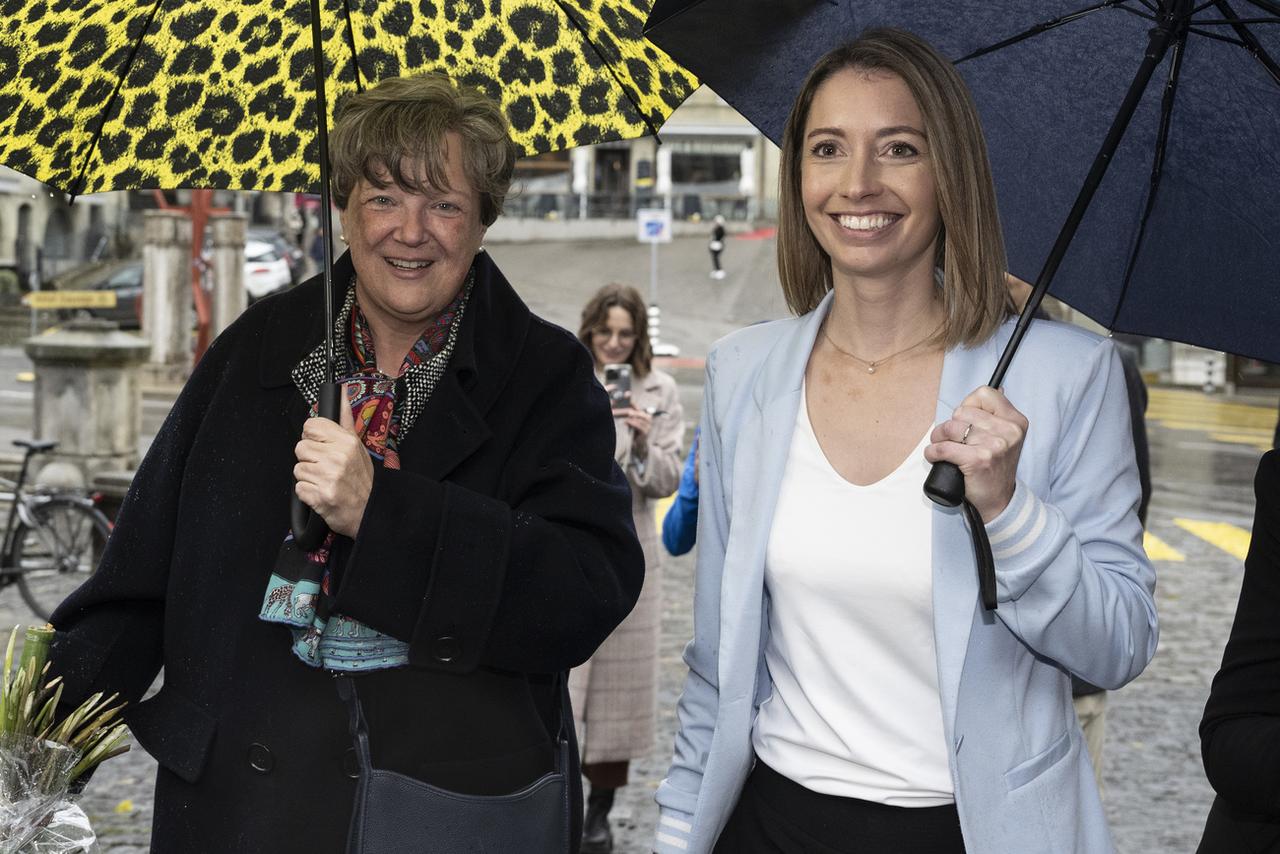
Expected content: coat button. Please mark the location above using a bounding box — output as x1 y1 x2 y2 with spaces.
342 748 361 779
433 635 461 663
248 743 274 774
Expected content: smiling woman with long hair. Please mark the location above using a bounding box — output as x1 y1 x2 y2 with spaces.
655 29 1157 854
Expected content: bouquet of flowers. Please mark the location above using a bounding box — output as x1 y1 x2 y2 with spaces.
0 625 129 854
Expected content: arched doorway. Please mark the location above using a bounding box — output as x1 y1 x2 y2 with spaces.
42 205 74 269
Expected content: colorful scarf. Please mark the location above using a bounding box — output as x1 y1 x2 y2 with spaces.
259 272 471 671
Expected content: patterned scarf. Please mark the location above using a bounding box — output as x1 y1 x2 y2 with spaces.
259 271 472 671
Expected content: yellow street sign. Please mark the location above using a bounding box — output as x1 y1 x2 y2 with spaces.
21 291 116 310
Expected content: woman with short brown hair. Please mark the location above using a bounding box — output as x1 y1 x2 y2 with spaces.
49 73 643 851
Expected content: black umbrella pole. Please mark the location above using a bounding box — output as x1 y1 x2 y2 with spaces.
924 0 1185 512
291 0 341 551
310 0 337 384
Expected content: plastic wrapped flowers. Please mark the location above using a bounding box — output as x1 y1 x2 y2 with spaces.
0 625 129 853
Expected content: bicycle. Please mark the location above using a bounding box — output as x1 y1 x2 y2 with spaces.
0 440 112 620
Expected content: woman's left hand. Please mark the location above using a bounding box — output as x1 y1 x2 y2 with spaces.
924 386 1028 523
293 394 373 539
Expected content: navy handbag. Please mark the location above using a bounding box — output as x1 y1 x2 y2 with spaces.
338 674 573 853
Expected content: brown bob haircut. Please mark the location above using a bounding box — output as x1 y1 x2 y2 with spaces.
329 73 518 226
578 284 653 378
777 28 1014 348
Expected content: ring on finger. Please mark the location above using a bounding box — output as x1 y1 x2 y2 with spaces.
960 422 973 444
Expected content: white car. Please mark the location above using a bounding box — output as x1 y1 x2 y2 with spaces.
244 239 293 302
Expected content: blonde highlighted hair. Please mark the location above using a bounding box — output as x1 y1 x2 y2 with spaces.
777 28 1014 347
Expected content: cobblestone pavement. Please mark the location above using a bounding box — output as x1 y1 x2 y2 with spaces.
2 236 1275 852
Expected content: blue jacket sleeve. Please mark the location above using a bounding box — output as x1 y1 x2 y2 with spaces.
983 338 1158 690
662 430 701 556
656 368 724 853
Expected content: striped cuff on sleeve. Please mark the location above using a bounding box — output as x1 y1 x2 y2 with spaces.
984 480 1048 562
654 810 694 852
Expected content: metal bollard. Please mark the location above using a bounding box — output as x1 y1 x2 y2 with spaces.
648 303 680 358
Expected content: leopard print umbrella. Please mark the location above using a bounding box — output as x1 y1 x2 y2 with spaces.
0 0 699 195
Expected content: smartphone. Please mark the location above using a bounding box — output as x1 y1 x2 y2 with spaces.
603 363 632 410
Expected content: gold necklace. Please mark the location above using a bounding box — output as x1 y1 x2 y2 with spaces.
820 318 945 374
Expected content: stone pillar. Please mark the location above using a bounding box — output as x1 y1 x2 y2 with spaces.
738 146 757 219
142 210 192 376
656 147 673 212
23 318 151 487
572 148 590 219
209 213 247 338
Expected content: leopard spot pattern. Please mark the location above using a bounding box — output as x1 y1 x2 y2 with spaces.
0 0 698 194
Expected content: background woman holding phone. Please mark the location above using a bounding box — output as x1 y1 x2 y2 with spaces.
574 283 685 852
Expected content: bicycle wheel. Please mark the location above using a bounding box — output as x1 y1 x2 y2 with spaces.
11 497 111 620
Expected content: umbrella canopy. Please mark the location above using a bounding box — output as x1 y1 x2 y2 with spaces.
646 0 1280 366
0 0 698 192
0 0 697 549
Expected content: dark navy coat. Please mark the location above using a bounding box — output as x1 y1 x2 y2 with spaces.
50 250 643 852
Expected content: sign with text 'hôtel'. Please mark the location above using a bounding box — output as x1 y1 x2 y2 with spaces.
22 291 116 310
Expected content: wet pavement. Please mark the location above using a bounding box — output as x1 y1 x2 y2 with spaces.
0 235 1276 852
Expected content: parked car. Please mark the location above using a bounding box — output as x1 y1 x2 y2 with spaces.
86 261 144 329
247 227 305 284
244 239 293 303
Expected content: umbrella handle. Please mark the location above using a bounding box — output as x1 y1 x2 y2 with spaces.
962 500 998 611
924 460 964 507
925 462 998 610
291 381 342 551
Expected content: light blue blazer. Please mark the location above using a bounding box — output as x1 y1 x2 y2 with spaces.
655 293 1158 854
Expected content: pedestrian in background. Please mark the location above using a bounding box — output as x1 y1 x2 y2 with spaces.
573 284 685 853
708 215 726 279
1197 449 1280 853
655 29 1156 854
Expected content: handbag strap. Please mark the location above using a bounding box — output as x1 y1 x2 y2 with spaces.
335 675 375 773
335 672 572 774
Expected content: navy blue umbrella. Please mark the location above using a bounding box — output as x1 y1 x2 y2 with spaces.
647 0 1279 608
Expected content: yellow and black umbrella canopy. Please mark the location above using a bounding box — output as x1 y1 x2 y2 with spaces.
0 0 698 195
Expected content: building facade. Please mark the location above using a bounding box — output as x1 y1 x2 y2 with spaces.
504 87 780 224
0 167 128 294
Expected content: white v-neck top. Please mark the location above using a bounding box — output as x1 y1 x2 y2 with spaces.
751 384 954 806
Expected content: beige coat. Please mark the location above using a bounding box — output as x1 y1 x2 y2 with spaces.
570 367 684 763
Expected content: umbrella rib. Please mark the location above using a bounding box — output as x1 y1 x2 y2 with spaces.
1242 0 1280 14
1186 25 1249 42
1109 24 1190 330
1119 5 1160 21
956 0 1130 64
552 0 661 138
340 0 366 93
67 0 168 198
1191 15 1280 22
1213 0 1280 85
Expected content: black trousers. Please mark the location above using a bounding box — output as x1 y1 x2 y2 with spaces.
714 759 967 854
